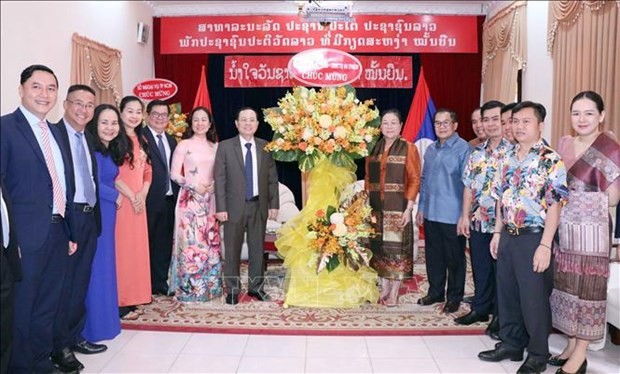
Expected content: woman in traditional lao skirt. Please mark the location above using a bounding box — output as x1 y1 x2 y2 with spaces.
366 109 421 306
549 91 620 374
169 107 222 302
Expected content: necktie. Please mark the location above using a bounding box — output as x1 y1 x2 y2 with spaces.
244 143 253 200
75 132 97 207
38 121 66 217
157 134 171 194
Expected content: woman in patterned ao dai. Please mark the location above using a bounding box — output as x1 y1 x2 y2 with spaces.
169 107 223 302
549 91 620 374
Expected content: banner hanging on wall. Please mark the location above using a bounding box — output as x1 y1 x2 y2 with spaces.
225 54 412 88
160 14 478 54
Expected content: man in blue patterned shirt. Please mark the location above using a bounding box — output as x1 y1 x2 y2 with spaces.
416 109 471 314
456 101 512 337
478 101 568 374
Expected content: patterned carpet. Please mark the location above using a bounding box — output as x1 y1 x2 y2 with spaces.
122 249 486 336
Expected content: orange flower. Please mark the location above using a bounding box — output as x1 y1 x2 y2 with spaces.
299 142 308 151
316 209 325 218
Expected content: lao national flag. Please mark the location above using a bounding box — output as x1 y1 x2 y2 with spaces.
402 67 437 162
193 64 212 111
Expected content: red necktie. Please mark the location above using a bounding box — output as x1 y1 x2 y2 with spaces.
38 121 66 217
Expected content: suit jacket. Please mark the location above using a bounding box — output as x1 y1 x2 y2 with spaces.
55 119 102 235
144 128 179 212
1 180 22 281
214 135 279 222
0 108 76 251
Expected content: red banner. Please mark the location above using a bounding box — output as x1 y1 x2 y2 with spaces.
161 15 477 54
225 55 412 88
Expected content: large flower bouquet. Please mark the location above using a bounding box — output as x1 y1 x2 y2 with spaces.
165 103 188 142
263 85 381 172
306 187 375 274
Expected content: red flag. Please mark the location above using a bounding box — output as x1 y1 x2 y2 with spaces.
192 65 212 111
402 67 437 146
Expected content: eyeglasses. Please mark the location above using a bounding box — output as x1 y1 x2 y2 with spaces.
67 100 95 111
433 120 453 128
150 112 168 119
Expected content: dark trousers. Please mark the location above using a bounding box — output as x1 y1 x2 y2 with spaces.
53 209 98 352
497 231 553 360
10 221 69 373
469 230 496 315
147 196 175 293
223 200 265 295
0 250 14 374
424 219 466 302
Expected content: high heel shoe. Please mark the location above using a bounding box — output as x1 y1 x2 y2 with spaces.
556 359 587 374
548 355 569 366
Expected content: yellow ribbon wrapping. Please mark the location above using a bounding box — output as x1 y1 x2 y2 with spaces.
276 158 379 308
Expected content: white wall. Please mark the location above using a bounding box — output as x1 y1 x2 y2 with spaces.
522 1 553 142
0 1 154 121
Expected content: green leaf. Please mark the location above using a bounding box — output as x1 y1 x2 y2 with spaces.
272 149 299 162
328 151 357 171
326 256 340 272
298 152 319 172
343 84 356 97
326 205 337 218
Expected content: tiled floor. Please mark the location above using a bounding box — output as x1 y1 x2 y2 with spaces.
77 330 620 373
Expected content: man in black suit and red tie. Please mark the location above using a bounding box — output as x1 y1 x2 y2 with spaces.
144 100 179 295
0 64 77 373
51 84 106 373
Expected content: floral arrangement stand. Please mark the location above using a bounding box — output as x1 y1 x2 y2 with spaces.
263 85 382 308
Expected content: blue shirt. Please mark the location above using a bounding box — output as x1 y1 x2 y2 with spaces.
419 133 471 224
64 120 95 204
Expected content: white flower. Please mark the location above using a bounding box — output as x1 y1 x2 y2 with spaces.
333 126 348 139
330 212 345 225
302 128 313 140
318 114 332 129
364 134 373 143
332 223 347 237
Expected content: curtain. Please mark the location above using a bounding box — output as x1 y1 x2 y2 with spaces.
548 1 620 146
71 33 123 106
481 1 527 103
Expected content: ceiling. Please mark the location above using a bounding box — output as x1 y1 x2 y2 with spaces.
147 1 492 17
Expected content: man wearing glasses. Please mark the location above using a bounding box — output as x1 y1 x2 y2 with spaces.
416 109 471 314
144 100 179 296
52 84 104 373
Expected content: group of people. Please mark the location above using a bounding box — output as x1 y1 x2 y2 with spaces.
0 63 617 374
366 94 618 374
0 64 279 374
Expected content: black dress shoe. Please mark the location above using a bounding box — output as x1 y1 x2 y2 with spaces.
247 289 272 302
226 293 239 305
51 348 85 371
454 310 489 325
72 340 107 354
548 355 568 367
417 295 444 306
517 356 547 374
556 359 587 374
478 344 523 362
485 315 500 340
462 295 474 304
443 300 460 313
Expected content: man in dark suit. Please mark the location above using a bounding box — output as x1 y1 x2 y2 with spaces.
51 85 106 373
1 181 22 374
215 107 279 305
144 100 178 295
0 64 77 373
